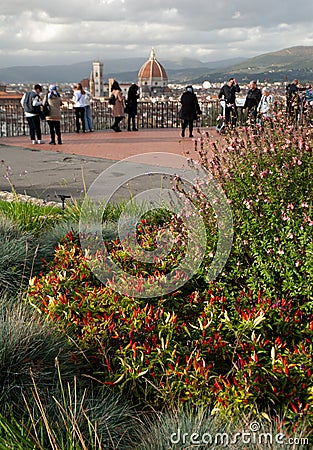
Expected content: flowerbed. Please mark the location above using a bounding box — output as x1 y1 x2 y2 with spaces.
27 234 313 426
26 116 313 430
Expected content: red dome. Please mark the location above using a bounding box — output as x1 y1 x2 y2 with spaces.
138 49 168 81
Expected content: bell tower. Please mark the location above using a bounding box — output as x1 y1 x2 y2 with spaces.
89 70 95 96
92 61 104 97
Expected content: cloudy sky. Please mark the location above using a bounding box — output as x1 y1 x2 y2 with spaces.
1 0 313 68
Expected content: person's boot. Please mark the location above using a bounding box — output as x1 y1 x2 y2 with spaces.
132 119 138 131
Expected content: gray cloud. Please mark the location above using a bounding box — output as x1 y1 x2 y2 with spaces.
0 0 312 68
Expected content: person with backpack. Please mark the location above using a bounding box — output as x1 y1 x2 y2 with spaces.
20 84 45 144
257 87 275 127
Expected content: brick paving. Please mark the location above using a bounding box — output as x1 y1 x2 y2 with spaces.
0 128 215 161
0 128 218 201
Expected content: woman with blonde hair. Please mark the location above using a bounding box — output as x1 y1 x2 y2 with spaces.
72 83 86 133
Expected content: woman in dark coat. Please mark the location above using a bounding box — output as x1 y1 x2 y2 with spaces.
126 83 139 131
180 85 201 137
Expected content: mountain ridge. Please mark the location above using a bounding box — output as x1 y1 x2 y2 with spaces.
0 57 246 84
1 46 313 84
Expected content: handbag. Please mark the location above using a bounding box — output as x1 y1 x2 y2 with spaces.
108 94 116 105
39 95 50 120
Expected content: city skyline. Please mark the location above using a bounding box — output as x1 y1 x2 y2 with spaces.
1 0 313 68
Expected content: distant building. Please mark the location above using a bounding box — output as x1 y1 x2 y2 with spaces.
89 71 95 96
138 49 170 98
108 78 131 98
0 84 22 106
80 78 90 90
92 61 104 97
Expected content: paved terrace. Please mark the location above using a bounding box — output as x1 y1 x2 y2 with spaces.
0 128 218 203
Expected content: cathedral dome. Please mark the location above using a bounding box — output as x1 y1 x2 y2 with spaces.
138 49 168 81
138 49 169 97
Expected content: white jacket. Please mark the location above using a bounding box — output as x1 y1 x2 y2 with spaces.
84 89 92 107
257 94 274 117
72 90 85 107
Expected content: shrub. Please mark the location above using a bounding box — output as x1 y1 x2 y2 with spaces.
0 199 63 234
136 406 312 449
0 374 142 450
0 297 82 414
195 120 313 300
25 117 313 428
0 215 37 295
26 236 313 427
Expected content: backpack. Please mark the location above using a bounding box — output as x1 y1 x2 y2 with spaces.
23 91 38 114
108 94 116 105
39 95 51 120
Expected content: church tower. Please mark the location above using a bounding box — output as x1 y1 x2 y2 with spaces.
89 70 95 97
92 61 104 97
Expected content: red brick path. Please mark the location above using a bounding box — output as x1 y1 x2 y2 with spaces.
0 128 218 162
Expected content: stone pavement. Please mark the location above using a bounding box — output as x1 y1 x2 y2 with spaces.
0 128 217 203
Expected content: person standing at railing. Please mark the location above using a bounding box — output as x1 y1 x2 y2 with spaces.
44 84 63 145
179 85 201 138
302 82 313 124
243 80 262 124
285 79 306 123
218 78 241 126
110 80 125 132
256 87 275 127
72 83 86 133
84 88 94 132
126 83 139 131
20 84 45 144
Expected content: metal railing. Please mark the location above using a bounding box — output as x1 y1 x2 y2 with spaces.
0 100 221 138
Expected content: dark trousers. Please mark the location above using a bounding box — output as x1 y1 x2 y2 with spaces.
74 107 85 132
225 105 238 125
245 107 258 125
47 120 62 143
112 116 123 129
127 114 137 130
26 115 42 141
182 119 194 136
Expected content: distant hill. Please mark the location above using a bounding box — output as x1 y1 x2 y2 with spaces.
0 57 246 84
1 46 313 84
229 46 313 72
190 46 313 84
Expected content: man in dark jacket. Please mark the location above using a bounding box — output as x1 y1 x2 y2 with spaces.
243 80 262 124
20 84 44 144
180 85 201 137
218 78 240 126
286 79 306 121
